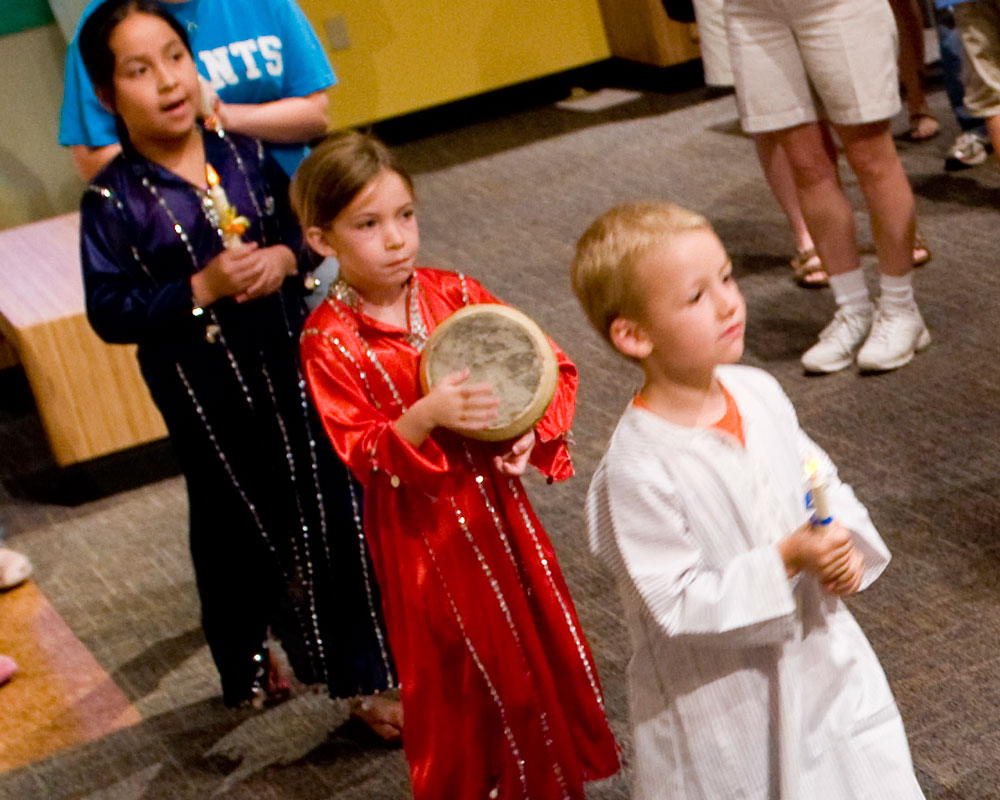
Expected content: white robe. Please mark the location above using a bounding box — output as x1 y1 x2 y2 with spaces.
587 365 924 800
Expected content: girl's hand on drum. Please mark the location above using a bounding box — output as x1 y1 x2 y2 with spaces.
397 369 498 447
431 369 499 434
493 431 535 476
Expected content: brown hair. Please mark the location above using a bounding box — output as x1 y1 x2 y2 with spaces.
290 129 414 232
571 201 711 347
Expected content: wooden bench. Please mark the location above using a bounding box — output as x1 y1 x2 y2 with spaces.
0 213 167 466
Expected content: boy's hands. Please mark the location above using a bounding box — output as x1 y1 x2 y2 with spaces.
493 431 535 476
777 521 865 596
821 546 865 596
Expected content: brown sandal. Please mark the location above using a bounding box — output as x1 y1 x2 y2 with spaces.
790 248 829 288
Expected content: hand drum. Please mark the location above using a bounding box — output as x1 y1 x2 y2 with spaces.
419 304 559 441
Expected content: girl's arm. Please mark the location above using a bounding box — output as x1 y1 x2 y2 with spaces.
70 144 122 183
302 331 452 494
81 187 203 345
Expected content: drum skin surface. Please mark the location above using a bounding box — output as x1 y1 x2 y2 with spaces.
419 304 559 441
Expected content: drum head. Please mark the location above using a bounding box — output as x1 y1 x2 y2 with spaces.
419 304 559 441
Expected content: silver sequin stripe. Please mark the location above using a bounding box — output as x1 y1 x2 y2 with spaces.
141 175 254 413
421 530 530 799
449 500 570 799
462 445 523 587
346 476 396 687
87 187 157 285
220 134 268 236
301 329 385 411
328 299 408 411
297 333 397 684
507 479 605 712
458 272 470 306
260 361 326 683
175 362 319 663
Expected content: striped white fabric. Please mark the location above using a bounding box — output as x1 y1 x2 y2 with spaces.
586 365 924 799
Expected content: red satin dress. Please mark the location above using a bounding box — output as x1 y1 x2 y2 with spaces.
301 268 619 799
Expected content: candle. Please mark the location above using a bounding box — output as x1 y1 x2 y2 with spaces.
804 454 832 529
205 163 249 248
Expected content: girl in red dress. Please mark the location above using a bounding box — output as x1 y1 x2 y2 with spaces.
293 131 619 800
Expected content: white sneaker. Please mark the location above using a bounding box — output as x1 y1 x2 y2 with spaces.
856 302 931 372
944 130 992 171
801 304 874 373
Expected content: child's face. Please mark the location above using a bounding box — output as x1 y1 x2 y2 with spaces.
311 169 419 297
107 12 200 150
621 227 745 379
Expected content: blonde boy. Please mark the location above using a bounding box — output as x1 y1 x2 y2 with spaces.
572 202 924 799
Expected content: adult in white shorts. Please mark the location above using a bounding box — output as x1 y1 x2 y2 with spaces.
726 0 931 373
694 0 838 287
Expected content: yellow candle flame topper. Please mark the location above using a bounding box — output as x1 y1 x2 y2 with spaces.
804 453 831 526
205 163 249 246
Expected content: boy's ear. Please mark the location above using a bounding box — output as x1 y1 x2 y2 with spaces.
304 226 337 258
609 317 652 359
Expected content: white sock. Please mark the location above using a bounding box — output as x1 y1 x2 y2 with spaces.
828 269 870 312
878 272 915 310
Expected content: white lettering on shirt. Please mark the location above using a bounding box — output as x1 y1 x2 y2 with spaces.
257 35 283 77
228 39 262 80
199 46 240 88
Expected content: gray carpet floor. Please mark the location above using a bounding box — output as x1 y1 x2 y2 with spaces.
3 65 1000 799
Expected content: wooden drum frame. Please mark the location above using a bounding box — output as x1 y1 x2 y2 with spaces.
419 304 559 441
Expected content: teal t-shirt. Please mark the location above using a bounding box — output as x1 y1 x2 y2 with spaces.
59 0 335 175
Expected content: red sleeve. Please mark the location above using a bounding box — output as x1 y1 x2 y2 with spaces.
301 329 452 494
528 336 576 482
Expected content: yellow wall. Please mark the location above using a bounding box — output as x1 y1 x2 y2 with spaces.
299 0 611 128
0 2 611 229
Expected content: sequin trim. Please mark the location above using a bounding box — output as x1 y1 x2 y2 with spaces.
420 530 529 798
88 185 156 284
449 499 569 798
261 361 326 681
301 328 384 411
141 174 254 412
347 476 396 686
507 480 605 712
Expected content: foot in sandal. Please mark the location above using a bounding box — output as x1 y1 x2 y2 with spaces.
908 113 940 142
350 693 404 743
913 232 931 267
790 248 828 288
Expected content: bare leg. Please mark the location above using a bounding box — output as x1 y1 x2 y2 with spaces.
763 123 861 279
986 114 1000 165
753 134 814 253
833 120 915 278
888 0 939 139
